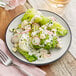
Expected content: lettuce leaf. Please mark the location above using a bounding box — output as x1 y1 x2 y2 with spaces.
21 8 41 22
17 47 38 62
50 21 68 36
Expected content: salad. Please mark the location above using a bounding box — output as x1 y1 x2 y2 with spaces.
10 8 68 62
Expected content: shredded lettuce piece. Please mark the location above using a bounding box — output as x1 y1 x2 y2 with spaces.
21 8 51 26
39 16 50 25
50 21 68 36
40 39 45 45
17 24 21 29
17 47 38 62
51 36 58 48
34 16 42 23
21 8 41 22
44 36 58 50
32 23 40 31
44 42 52 50
32 45 41 50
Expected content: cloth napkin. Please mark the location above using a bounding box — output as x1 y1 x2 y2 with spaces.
64 0 76 58
0 0 26 10
0 39 46 76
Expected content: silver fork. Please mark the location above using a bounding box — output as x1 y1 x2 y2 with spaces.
0 49 33 76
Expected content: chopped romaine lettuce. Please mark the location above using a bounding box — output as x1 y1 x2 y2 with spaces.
34 16 42 23
17 24 21 29
21 8 41 22
50 21 68 36
45 34 49 40
51 36 58 48
17 47 38 62
44 42 52 50
32 23 40 31
40 39 45 45
33 45 41 50
39 16 50 25
56 28 68 36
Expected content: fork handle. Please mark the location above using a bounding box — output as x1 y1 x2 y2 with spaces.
11 63 33 76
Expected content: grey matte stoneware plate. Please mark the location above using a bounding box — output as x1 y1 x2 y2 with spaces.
5 10 72 65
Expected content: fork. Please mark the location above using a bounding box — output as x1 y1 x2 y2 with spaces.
0 49 33 76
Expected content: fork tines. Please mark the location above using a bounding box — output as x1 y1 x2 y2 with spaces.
0 49 8 63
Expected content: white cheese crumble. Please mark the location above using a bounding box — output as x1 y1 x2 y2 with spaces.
40 34 46 39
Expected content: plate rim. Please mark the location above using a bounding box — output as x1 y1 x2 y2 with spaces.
5 10 72 66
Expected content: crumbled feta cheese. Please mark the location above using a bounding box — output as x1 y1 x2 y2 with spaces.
21 20 28 28
57 44 62 48
32 30 39 36
21 33 29 41
40 34 45 39
14 44 18 47
29 52 33 55
12 48 17 52
52 29 56 32
39 27 43 31
9 29 13 32
45 40 50 44
42 25 47 30
48 24 53 27
25 25 31 30
16 29 22 33
57 38 61 42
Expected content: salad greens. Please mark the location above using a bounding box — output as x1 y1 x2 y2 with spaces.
48 21 68 36
17 47 37 62
11 8 68 62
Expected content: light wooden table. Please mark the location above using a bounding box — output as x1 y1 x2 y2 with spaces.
0 0 76 76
